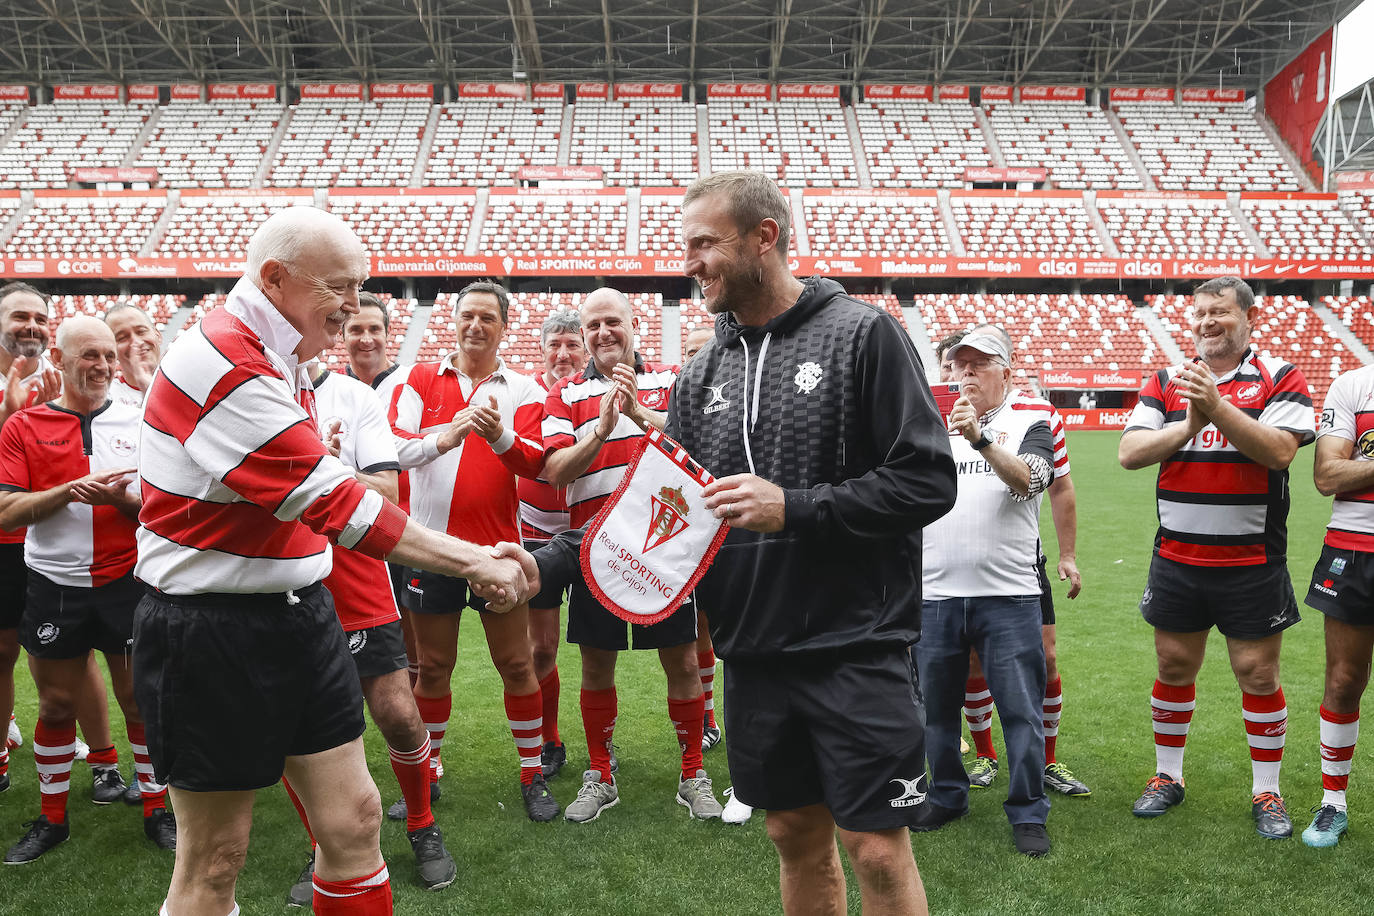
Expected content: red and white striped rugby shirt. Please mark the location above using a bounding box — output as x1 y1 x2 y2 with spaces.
1317 364 1374 552
389 355 544 546
0 399 141 587
1124 349 1314 567
0 355 60 547
136 279 407 595
543 357 678 529
1012 394 1070 479
518 373 570 542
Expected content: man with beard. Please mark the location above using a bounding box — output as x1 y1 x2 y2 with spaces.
104 302 162 408
541 287 722 823
133 207 527 916
0 316 175 862
0 283 61 429
1120 276 1314 839
519 309 585 779
387 281 559 823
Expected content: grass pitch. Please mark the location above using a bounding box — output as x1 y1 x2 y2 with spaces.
0 431 1365 914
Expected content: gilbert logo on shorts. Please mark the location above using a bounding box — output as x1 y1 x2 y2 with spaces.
645 486 690 553
35 622 59 645
889 775 927 808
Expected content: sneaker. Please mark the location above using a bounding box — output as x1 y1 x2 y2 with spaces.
122 780 142 806
1044 761 1091 797
386 780 441 822
73 738 88 762
1302 804 1349 848
1253 791 1293 840
7 715 20 750
967 756 998 789
722 786 753 825
91 768 127 805
4 815 70 864
1012 822 1051 858
564 770 619 823
143 808 177 850
521 774 560 822
676 769 723 820
286 851 314 907
1132 773 1184 818
702 713 722 752
540 742 567 779
407 823 457 891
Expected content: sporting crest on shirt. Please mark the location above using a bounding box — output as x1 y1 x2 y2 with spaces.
794 361 823 394
1233 382 1263 406
645 486 691 554
640 388 666 409
1360 430 1374 459
108 435 135 457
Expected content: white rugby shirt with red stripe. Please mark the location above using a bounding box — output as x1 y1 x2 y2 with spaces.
1124 349 1314 567
135 278 408 595
1317 364 1374 552
543 357 678 529
518 373 570 542
389 355 544 546
0 399 141 587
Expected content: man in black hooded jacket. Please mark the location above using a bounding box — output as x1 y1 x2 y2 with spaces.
505 171 956 914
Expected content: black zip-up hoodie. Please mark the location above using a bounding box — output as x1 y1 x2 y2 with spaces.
531 278 956 658
664 277 956 658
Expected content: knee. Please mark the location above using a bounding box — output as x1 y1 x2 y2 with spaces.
494 653 535 690
1156 650 1197 684
191 837 251 892
37 689 77 723
531 640 558 675
1233 659 1281 695
317 785 383 853
841 833 908 886
1043 647 1058 681
766 813 834 866
1327 663 1369 708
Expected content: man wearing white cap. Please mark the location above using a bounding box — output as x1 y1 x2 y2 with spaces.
913 327 1056 858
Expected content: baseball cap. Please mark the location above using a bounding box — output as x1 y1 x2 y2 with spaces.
946 331 1010 365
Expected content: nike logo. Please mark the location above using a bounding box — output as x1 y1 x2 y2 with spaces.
1273 264 1295 274
1298 265 1319 274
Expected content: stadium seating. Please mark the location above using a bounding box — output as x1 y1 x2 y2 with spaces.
855 99 991 188
424 101 562 185
1114 102 1304 191
1096 196 1257 259
1338 187 1374 241
49 293 184 334
1149 294 1356 405
952 196 1105 258
1323 295 1374 353
917 292 1160 381
982 102 1142 189
328 192 476 259
639 193 685 257
267 100 429 187
1240 197 1374 261
152 194 311 259
568 100 698 186
0 99 155 189
803 193 951 258
3 195 165 259
133 99 282 187
479 194 628 257
707 99 857 187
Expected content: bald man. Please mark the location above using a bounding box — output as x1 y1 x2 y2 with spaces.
133 207 528 916
542 288 722 823
0 316 174 863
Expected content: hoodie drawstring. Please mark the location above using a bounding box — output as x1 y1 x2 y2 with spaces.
738 332 771 476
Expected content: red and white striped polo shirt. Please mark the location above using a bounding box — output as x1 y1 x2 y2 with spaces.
389 354 544 546
543 357 678 529
1317 364 1374 552
314 368 403 631
1124 349 1314 567
1012 394 1070 479
136 278 407 595
0 399 140 587
518 374 570 542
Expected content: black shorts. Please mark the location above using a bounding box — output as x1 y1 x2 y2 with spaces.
725 648 928 832
401 568 487 615
1036 554 1055 626
1305 544 1374 625
21 570 140 658
132 583 366 792
387 561 407 611
1140 554 1300 640
525 539 572 610
0 543 26 630
566 578 697 651
347 620 410 680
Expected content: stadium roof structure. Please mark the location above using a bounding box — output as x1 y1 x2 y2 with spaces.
0 0 1360 95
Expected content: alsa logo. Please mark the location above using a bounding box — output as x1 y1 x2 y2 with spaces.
1124 260 1163 277
644 486 690 554
889 775 927 808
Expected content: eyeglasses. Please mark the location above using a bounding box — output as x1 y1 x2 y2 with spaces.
282 262 366 297
949 357 1004 372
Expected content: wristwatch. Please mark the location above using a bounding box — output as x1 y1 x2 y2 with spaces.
971 431 992 451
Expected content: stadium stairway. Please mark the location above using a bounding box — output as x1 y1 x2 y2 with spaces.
901 301 938 371
936 190 968 257
399 302 434 365
464 190 490 256
556 105 575 165
1082 192 1121 258
410 105 441 187
137 189 179 256
696 104 712 175
973 107 1006 168
1106 108 1156 191
1258 112 1319 193
1136 306 1185 365
121 108 163 167
253 110 294 187
1229 194 1272 258
842 105 873 187
1313 299 1374 365
0 194 26 248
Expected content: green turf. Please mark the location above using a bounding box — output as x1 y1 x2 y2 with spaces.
0 430 1366 913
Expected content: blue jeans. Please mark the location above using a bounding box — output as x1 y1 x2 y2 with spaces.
917 595 1049 825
